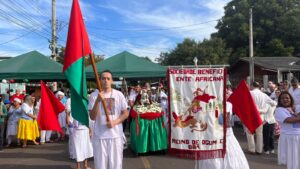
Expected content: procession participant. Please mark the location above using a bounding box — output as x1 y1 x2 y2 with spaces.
247 81 276 154
288 78 300 106
10 89 25 103
66 98 75 159
38 97 53 144
274 89 281 139
56 91 66 141
66 98 93 169
3 99 11 144
17 95 39 148
128 84 141 107
263 89 278 154
6 98 22 147
277 82 284 91
150 87 157 103
158 87 168 126
4 99 11 110
0 95 8 151
268 82 277 100
144 82 151 91
282 80 290 91
89 70 129 169
195 92 249 169
127 84 141 132
275 91 300 169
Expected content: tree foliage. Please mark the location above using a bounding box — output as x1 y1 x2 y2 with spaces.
157 0 300 65
157 38 231 66
216 0 300 63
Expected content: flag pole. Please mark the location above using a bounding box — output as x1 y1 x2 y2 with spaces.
89 53 110 122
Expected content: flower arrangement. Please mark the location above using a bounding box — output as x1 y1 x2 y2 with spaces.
134 102 162 114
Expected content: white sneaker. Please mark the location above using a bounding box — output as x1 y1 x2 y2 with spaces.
271 150 276 154
264 151 270 155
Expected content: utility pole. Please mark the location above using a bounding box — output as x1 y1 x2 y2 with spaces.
249 8 254 83
51 0 57 91
51 0 57 61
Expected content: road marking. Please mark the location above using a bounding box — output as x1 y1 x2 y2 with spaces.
141 156 151 169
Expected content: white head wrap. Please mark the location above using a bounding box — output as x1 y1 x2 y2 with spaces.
14 98 22 103
56 91 65 97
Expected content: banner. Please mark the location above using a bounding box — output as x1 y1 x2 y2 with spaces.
168 67 227 160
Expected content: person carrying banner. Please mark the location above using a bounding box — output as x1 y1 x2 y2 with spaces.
275 91 300 169
89 70 129 169
247 81 276 154
195 91 249 169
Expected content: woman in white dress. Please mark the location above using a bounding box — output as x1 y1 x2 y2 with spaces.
274 91 300 169
66 98 93 169
6 98 22 147
195 94 249 169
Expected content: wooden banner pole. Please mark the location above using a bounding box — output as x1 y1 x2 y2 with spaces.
89 53 110 122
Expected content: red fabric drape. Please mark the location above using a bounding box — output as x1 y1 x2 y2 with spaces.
130 109 164 136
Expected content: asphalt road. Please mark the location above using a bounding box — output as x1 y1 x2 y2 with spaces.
0 126 286 169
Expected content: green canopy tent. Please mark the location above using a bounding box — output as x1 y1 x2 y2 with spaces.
0 51 65 80
86 51 166 79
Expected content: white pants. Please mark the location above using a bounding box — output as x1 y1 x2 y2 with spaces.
92 137 123 169
40 130 52 143
245 124 263 153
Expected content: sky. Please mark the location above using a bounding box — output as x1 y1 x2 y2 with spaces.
0 0 230 61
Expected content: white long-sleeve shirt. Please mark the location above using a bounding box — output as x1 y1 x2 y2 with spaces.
250 88 277 121
288 86 300 105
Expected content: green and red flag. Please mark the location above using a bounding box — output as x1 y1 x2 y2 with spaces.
63 0 91 126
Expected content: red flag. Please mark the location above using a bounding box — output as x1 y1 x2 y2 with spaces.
63 0 91 72
37 81 65 133
228 80 263 134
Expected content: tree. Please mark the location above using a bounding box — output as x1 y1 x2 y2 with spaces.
56 46 104 66
157 37 231 66
157 38 199 65
143 56 152 62
216 0 300 63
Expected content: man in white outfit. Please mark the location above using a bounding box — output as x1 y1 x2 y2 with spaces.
288 78 300 105
247 81 276 154
89 70 129 169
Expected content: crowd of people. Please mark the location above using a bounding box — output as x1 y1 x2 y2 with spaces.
1 73 300 169
0 71 169 169
196 78 300 169
244 79 300 169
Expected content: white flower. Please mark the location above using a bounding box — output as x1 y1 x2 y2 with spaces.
133 103 162 114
